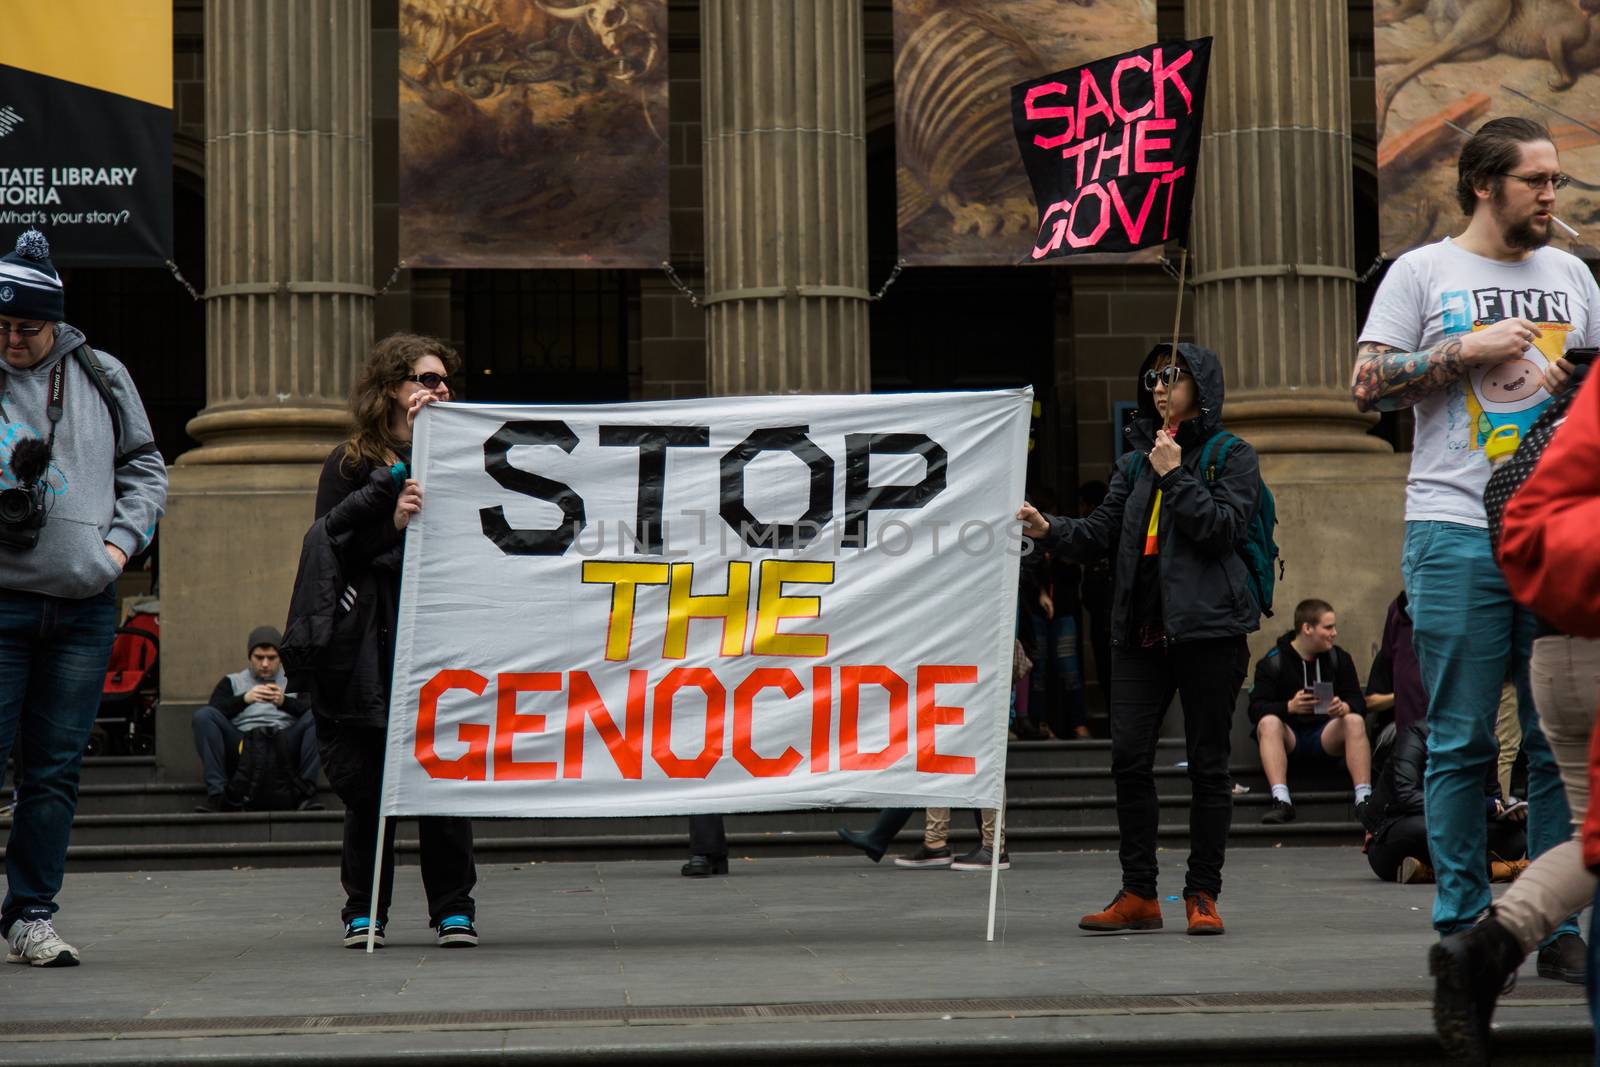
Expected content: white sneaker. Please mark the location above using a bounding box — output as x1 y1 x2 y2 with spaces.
6 918 81 967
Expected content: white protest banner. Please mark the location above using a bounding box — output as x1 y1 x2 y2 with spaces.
379 390 1031 820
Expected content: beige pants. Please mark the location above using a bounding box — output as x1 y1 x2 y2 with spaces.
1493 635 1600 954
1496 681 1522 803
923 806 1005 850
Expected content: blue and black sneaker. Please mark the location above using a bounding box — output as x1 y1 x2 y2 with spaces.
342 916 385 949
436 915 478 948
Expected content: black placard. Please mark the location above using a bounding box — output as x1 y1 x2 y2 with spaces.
1011 38 1211 262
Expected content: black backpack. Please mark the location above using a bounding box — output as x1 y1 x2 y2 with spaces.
223 727 315 811
1484 369 1587 556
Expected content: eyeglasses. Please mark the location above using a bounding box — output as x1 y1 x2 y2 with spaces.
0 323 46 338
1143 365 1191 391
404 372 451 389
1502 172 1572 191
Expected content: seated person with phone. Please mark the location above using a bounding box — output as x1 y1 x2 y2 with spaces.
190 626 321 812
1248 599 1372 824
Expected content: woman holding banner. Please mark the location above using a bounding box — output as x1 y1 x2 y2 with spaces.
287 333 480 950
1018 342 1260 936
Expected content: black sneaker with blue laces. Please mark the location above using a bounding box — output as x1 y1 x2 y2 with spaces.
343 916 385 949
436 914 479 948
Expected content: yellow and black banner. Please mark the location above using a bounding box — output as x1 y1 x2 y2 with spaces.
0 1 172 266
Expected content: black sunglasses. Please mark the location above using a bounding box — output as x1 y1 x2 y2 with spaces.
1142 365 1191 391
404 372 451 389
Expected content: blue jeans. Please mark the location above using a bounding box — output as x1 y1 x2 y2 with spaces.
0 585 117 935
1402 521 1576 938
1026 609 1086 734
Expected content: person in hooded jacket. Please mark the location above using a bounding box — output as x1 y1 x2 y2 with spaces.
289 333 479 951
1019 342 1259 936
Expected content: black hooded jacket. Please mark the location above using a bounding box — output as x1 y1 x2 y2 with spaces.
1040 342 1261 646
1247 629 1366 728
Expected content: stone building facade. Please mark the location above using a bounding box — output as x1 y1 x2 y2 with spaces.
72 0 1403 778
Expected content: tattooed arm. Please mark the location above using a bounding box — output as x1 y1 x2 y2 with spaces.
1350 339 1467 413
1351 316 1542 413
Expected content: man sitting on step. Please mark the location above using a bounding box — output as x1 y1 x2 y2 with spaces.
1248 599 1372 825
190 626 321 813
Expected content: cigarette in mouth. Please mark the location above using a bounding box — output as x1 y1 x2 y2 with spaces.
1552 214 1581 238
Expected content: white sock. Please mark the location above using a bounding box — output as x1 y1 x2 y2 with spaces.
1355 783 1372 805
1271 784 1291 804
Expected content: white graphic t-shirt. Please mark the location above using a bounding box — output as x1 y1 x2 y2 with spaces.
1359 238 1600 527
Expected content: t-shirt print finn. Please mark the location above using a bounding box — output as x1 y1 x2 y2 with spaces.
1439 286 1568 456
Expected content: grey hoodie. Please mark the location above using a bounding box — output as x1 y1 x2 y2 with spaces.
0 322 168 599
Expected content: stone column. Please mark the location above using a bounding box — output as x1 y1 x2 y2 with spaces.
700 0 870 395
1186 0 1407 671
1186 0 1378 454
158 0 373 779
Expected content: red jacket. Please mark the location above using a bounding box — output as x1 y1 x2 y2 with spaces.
1498 368 1600 869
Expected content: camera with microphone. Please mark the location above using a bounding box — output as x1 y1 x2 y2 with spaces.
0 437 52 550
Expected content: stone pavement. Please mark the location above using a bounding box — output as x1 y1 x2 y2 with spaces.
0 846 1590 1065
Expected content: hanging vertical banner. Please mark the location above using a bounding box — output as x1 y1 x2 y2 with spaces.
1011 37 1212 262
1375 8 1600 259
0 1 172 266
893 0 1156 266
399 0 669 268
379 391 1031 819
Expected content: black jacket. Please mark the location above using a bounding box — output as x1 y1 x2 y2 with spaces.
1041 342 1261 646
281 447 406 728
1247 631 1366 728
1361 723 1503 836
1363 723 1427 834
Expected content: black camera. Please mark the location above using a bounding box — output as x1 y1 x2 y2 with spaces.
0 437 52 551
0 480 46 549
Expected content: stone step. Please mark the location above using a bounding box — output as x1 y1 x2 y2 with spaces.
1000 738 1188 770
12 792 1363 853
17 820 1366 871
66 764 1322 816
66 762 1336 816
5 755 159 788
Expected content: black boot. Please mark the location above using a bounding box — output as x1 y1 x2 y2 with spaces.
835 808 915 863
1429 916 1525 1066
835 828 886 863
680 854 728 877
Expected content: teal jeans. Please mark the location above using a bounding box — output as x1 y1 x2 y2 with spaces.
1402 520 1577 939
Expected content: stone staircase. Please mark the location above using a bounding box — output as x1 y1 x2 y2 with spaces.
3 740 1366 870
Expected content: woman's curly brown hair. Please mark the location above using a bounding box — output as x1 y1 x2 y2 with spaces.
343 332 461 473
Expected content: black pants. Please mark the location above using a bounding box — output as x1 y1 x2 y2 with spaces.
688 814 727 858
1109 635 1249 899
1366 813 1527 882
316 716 477 927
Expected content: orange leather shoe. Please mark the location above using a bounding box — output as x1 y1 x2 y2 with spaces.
1079 889 1163 932
1185 891 1225 935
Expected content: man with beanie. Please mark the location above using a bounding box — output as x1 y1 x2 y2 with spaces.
191 625 321 813
0 229 167 967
